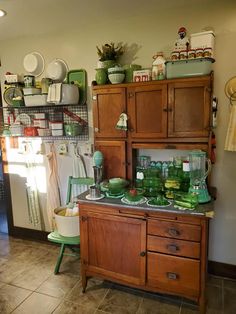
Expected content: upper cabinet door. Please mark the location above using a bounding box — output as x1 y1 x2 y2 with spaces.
93 87 127 138
128 84 168 139
168 79 212 138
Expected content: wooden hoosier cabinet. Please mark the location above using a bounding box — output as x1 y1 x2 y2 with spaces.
80 74 214 313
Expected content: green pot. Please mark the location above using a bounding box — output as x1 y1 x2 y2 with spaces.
95 68 107 85
123 64 142 83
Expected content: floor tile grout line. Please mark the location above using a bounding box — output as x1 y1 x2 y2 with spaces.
179 301 182 314
135 293 144 314
9 290 34 314
93 284 112 313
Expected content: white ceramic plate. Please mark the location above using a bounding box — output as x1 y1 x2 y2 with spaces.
23 52 45 77
46 58 68 82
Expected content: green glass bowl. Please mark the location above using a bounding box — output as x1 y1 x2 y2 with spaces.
101 178 128 196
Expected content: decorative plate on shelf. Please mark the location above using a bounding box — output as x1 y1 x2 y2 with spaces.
3 87 23 106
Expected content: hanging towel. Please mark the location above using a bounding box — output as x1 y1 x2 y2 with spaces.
116 113 128 131
224 104 236 151
71 143 87 202
47 83 62 103
46 143 61 230
24 142 42 228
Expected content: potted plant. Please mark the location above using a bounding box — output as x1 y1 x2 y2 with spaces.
96 42 124 69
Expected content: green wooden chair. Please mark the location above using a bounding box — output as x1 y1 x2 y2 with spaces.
47 176 94 274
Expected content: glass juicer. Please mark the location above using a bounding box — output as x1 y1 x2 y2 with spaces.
188 150 211 203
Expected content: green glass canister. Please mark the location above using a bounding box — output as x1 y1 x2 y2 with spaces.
95 68 107 85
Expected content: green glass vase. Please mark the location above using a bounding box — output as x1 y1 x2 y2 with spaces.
95 68 107 85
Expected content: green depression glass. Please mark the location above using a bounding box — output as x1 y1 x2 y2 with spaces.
95 68 107 85
174 192 198 209
125 188 144 202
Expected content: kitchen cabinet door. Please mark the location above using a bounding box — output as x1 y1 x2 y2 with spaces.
80 210 146 286
93 87 127 138
168 79 212 138
95 140 126 179
127 84 168 139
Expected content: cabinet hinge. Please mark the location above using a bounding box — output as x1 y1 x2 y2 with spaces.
81 216 88 222
92 95 97 100
205 87 212 93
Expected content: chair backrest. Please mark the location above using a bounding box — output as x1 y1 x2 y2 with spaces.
66 176 94 204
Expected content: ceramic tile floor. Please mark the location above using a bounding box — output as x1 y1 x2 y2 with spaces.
0 232 236 314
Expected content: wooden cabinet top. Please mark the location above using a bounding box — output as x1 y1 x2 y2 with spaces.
92 74 213 91
78 191 214 220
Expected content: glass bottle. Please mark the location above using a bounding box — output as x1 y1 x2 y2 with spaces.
181 160 190 192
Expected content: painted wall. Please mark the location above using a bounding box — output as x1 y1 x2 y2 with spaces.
0 0 236 264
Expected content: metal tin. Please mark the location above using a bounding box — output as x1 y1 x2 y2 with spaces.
187 49 196 59
195 48 204 58
203 47 212 58
171 51 179 61
179 50 187 60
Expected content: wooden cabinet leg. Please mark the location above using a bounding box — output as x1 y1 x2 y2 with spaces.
82 275 87 293
199 296 206 314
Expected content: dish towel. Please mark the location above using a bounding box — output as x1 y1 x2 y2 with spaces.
46 143 61 230
71 144 87 202
116 113 128 131
224 104 236 151
47 83 62 103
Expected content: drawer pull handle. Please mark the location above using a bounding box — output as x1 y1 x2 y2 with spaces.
167 272 178 280
167 244 179 252
140 251 146 257
168 228 180 237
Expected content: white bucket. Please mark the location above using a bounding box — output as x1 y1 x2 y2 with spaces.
54 207 80 237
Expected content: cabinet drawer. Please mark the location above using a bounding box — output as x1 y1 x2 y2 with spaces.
147 219 201 242
147 235 200 259
147 252 200 297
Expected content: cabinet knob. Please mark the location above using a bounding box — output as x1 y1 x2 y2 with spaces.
94 127 99 132
130 128 134 132
167 244 179 252
166 272 178 280
128 92 134 98
168 228 180 237
163 108 168 112
140 251 146 257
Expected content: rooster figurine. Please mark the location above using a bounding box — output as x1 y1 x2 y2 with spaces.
174 27 190 51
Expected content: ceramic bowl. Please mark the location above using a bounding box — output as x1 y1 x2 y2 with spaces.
23 52 45 77
108 66 124 74
108 73 125 84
